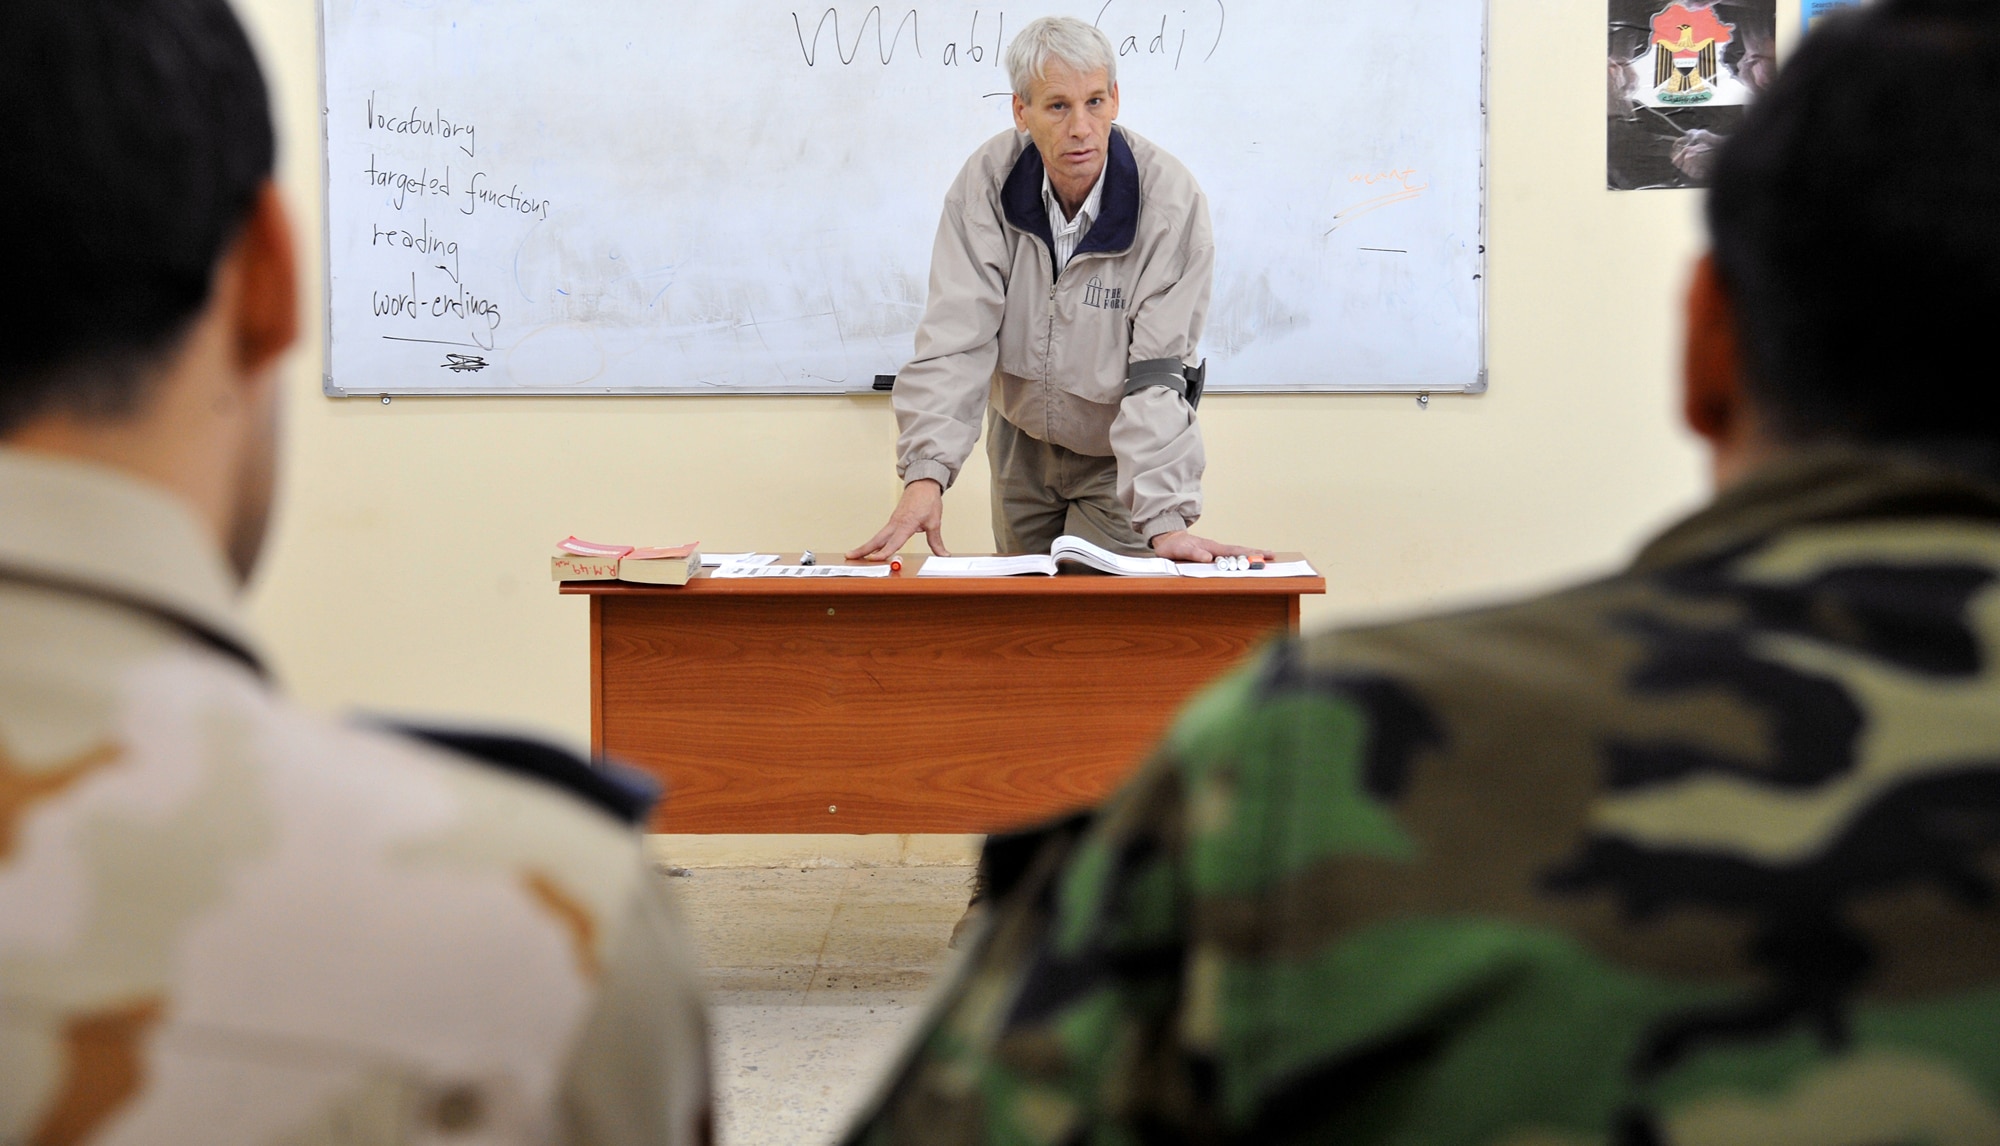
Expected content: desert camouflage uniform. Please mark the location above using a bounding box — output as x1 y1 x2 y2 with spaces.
0 449 709 1145
847 447 2000 1145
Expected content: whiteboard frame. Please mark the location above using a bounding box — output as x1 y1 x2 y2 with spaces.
316 0 1488 399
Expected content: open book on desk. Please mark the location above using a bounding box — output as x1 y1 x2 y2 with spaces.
920 535 1172 577
919 535 1317 579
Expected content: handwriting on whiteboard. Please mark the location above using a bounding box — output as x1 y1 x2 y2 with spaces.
357 87 554 355
1325 168 1427 234
788 3 1225 71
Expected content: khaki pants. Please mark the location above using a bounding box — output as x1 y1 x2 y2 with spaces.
986 408 1152 557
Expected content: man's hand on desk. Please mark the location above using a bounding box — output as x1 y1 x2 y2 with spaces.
849 479 950 561
1149 530 1274 564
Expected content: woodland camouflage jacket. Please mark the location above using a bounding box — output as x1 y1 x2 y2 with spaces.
846 447 2000 1146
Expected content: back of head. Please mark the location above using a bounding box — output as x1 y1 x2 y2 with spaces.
0 0 274 435
1708 0 2000 449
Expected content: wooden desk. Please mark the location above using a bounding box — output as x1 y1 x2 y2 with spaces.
562 555 1323 834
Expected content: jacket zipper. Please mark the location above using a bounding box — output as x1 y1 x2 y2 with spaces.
1046 277 1057 385
1046 249 1118 384
998 217 1128 389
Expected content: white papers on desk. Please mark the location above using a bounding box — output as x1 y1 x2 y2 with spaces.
919 555 1057 577
711 563 892 578
1173 560 1319 578
702 553 777 568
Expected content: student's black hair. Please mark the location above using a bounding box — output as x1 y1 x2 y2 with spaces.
0 0 275 434
1707 0 2000 448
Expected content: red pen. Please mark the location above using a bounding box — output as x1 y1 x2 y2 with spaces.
890 558 903 573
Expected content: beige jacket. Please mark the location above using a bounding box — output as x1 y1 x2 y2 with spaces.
895 126 1214 539
0 449 708 1145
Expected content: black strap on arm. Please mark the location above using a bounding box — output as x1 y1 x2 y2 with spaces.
1122 357 1207 410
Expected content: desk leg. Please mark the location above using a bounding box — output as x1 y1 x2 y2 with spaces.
589 594 604 755
1287 594 1301 634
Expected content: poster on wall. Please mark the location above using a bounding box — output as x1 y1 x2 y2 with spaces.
1804 0 1865 30
1608 0 1776 190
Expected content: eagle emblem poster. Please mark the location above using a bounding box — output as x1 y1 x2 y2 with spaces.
1609 0 1776 189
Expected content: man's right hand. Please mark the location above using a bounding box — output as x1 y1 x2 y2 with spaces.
849 479 949 561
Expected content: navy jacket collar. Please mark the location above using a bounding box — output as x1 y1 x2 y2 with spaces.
1001 127 1141 272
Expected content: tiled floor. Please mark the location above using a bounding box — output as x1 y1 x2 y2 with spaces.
669 865 977 1146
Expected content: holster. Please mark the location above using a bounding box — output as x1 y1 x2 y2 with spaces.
1122 357 1207 410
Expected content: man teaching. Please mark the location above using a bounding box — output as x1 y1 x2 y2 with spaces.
851 17 1267 564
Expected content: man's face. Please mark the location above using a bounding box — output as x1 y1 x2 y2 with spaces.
1012 59 1119 197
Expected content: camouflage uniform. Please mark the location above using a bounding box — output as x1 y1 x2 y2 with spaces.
847 447 2000 1145
0 449 709 1145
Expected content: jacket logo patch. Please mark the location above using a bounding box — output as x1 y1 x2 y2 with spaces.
1083 277 1126 311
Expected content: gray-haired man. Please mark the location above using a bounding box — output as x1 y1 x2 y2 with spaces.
850 17 1266 564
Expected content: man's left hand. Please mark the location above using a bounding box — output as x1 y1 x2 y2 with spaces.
1149 530 1274 563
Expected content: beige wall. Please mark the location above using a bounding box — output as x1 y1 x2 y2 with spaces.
232 0 1793 746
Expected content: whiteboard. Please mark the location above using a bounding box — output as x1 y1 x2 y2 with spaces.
319 1 1486 396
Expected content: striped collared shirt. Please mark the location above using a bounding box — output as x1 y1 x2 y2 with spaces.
1043 167 1106 275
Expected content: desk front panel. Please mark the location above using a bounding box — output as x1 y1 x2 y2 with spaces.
595 590 1292 833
